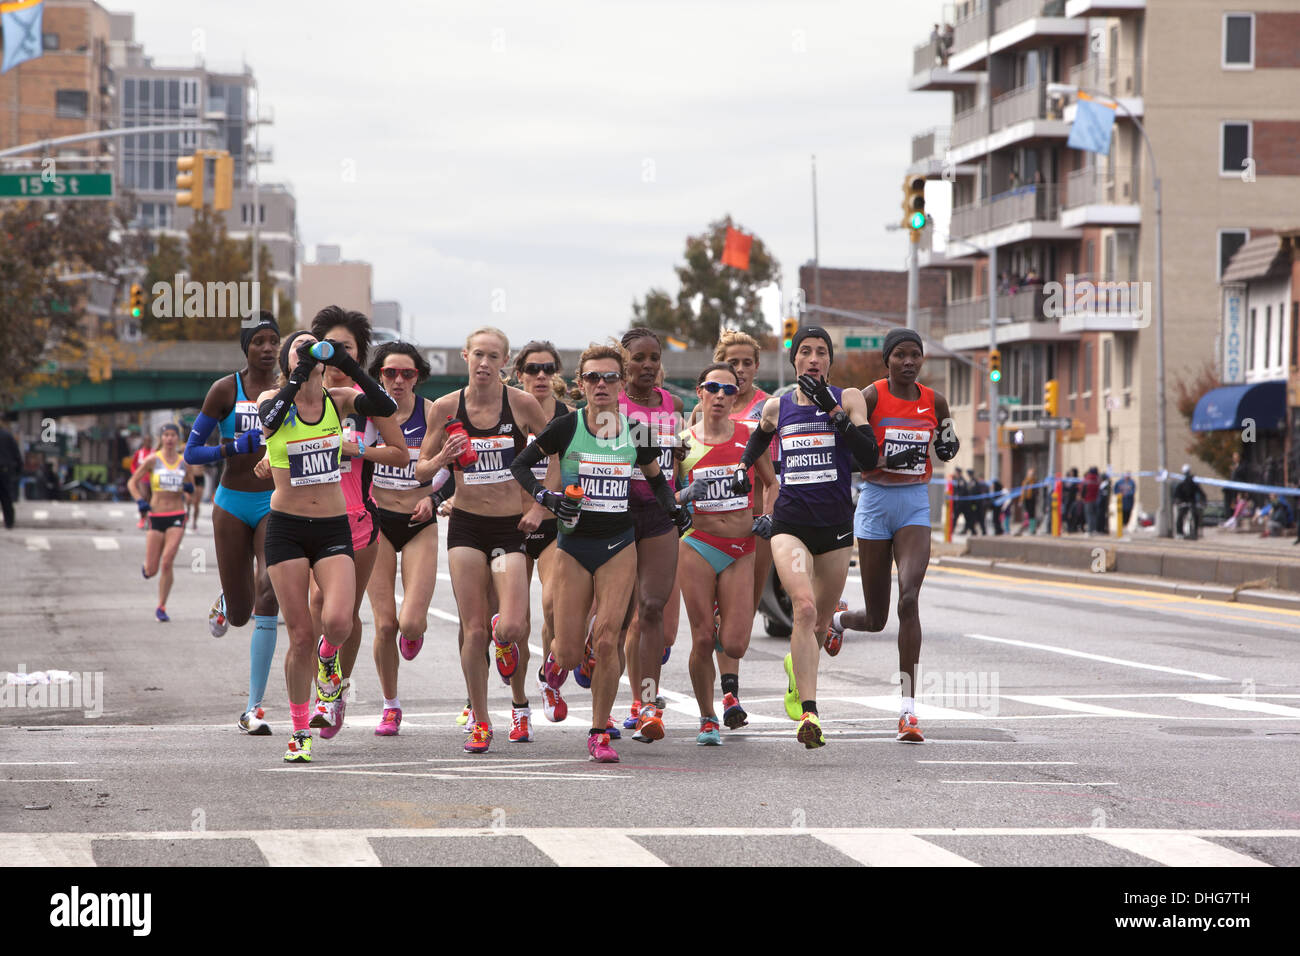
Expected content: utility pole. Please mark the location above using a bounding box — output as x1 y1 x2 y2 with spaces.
811 155 821 313
988 243 999 487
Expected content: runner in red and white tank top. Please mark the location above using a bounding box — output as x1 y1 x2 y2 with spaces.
828 329 959 745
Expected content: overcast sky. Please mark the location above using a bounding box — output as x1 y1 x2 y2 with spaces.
122 0 952 346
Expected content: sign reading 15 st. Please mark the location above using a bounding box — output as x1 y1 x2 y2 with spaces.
0 172 114 199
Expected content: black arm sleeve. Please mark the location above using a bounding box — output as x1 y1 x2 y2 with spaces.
645 467 678 516
841 423 880 471
739 421 776 468
340 356 398 418
258 380 303 433
510 413 576 498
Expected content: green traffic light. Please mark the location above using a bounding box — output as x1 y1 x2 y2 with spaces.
131 307 142 318
908 212 926 230
989 370 1002 383
783 339 792 348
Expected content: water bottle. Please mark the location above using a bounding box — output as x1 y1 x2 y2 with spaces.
559 484 585 533
444 417 478 467
310 341 335 361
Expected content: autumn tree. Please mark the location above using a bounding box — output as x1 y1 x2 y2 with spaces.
631 215 780 348
1172 360 1237 478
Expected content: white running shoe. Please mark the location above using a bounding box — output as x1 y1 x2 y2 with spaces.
238 706 271 735
208 593 229 638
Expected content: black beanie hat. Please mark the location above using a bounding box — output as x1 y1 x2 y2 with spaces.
882 327 924 362
240 311 280 354
789 326 834 368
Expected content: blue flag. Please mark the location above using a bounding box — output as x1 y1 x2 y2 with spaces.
1066 92 1116 155
2 0 44 74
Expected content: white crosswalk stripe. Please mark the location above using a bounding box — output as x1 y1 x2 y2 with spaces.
2 828 1291 867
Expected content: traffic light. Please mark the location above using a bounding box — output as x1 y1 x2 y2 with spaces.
782 317 798 349
1043 378 1059 416
212 152 234 211
902 175 927 242
988 349 1002 383
129 283 144 319
176 152 204 209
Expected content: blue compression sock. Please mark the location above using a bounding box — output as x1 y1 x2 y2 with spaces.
248 614 278 711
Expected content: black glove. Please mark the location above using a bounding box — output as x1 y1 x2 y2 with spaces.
730 465 752 497
291 341 318 383
933 436 959 461
679 478 711 504
751 514 773 539
537 489 581 524
884 446 927 470
797 374 838 414
670 505 692 534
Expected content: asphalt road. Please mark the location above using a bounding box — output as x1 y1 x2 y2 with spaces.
3 501 1299 868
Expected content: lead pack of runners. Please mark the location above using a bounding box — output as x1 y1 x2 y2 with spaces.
175 311 957 764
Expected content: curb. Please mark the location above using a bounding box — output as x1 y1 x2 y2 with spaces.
935 555 1300 608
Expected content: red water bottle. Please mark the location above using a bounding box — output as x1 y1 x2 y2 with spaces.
444 417 478 468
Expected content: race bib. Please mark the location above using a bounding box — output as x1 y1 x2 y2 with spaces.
780 432 836 485
881 427 929 476
578 458 631 513
461 434 516 485
286 434 341 486
690 464 749 512
156 469 184 492
234 399 260 437
372 446 421 490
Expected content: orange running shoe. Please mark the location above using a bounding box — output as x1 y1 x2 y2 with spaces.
824 600 848 656
632 706 664 743
897 712 924 743
464 721 493 753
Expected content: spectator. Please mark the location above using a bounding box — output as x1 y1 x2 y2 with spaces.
1025 266 1041 286
1098 469 1111 534
1082 466 1101 533
1020 467 1039 534
951 469 968 532
1114 471 1136 530
1172 464 1207 539
989 478 1005 535
0 422 20 529
130 435 153 475
966 468 984 535
1263 494 1292 538
1063 467 1082 532
1226 451 1244 514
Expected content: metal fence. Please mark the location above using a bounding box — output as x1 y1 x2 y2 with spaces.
951 183 1061 239
1064 165 1139 208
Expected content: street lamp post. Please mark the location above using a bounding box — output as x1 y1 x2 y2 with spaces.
1048 82 1168 536
940 235 1000 486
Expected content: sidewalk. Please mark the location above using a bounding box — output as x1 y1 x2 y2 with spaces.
936 525 1300 607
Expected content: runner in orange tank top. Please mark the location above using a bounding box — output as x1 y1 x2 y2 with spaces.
826 328 960 743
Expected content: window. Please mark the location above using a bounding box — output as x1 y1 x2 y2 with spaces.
1103 338 1112 391
1264 305 1272 368
1293 302 1299 369
1223 13 1254 69
1067 346 1077 411
1121 336 1133 389
1083 342 1094 410
55 90 88 119
1221 122 1250 176
123 79 134 109
43 33 59 51
181 78 199 111
1247 308 1256 371
1218 229 1249 279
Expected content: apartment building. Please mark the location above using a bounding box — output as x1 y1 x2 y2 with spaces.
909 0 1300 509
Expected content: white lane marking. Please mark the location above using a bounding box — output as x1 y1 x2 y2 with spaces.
0 761 78 765
1002 695 1168 718
814 831 980 867
1181 695 1300 718
25 536 50 551
966 633 1231 682
70 508 85 518
32 510 48 521
0 834 95 866
920 764 1081 770
940 780 1118 786
0 778 103 783
835 695 988 720
1089 832 1271 867
429 608 459 624
92 537 120 551
524 829 667 867
107 509 124 518
252 831 382 867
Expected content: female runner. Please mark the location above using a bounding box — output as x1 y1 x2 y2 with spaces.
510 342 690 763
678 362 774 744
414 328 549 754
825 329 957 742
129 423 200 622
255 327 397 762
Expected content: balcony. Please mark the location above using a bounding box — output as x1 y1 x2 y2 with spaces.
991 82 1047 128
1067 57 1142 99
1061 164 1141 227
912 127 950 164
951 183 1062 240
1064 0 1145 16
949 83 1071 161
940 288 1081 350
949 0 1085 72
911 36 979 92
952 105 990 148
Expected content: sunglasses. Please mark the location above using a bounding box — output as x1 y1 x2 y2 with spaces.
522 362 558 376
380 367 418 381
581 371 622 384
701 381 738 396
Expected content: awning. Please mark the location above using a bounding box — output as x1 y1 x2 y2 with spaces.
1190 381 1286 432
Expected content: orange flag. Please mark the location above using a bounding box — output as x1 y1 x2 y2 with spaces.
721 226 753 270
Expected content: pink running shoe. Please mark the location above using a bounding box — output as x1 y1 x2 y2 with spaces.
319 694 347 740
375 707 402 736
542 652 569 690
399 631 423 661
587 731 619 763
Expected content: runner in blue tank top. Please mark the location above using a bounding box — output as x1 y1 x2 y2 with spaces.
730 326 916 749
184 312 282 735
